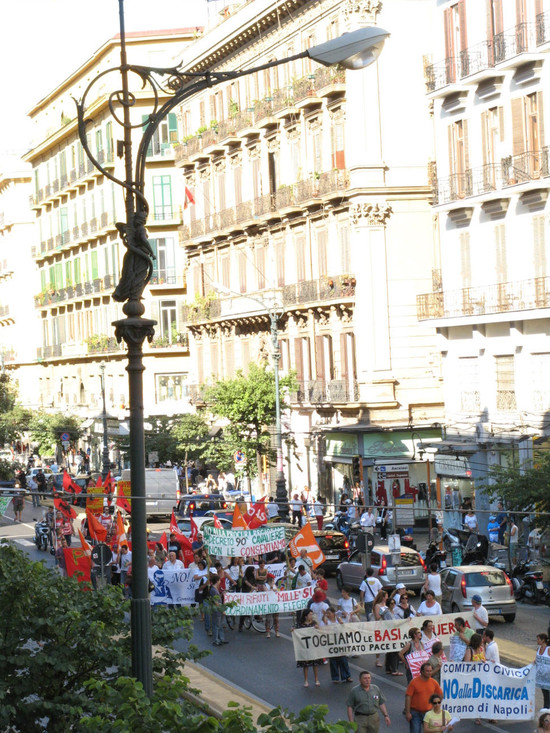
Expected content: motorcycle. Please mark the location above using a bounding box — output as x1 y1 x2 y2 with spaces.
34 520 50 552
511 560 547 603
424 540 447 569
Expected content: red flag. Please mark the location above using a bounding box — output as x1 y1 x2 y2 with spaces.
96 475 103 487
103 471 115 498
86 510 107 542
213 514 223 529
184 186 195 209
115 511 127 547
116 480 131 514
62 470 82 495
246 498 267 529
179 535 195 566
64 548 91 583
169 510 181 536
159 531 168 551
190 515 199 543
54 493 77 520
232 504 248 529
78 528 91 555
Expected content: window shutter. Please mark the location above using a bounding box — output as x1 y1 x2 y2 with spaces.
196 343 204 384
481 111 488 166
340 333 349 381
294 339 304 382
276 240 285 287
460 232 472 288
210 342 219 379
241 338 250 374
315 336 325 382
498 106 505 142
317 229 328 276
326 335 334 379
444 8 454 59
234 166 242 205
239 251 247 293
458 0 468 51
448 124 455 175
463 119 470 171
486 0 494 45
516 0 526 24
511 97 525 157
495 224 507 283
537 91 545 149
534 215 546 278
224 340 234 378
168 113 177 142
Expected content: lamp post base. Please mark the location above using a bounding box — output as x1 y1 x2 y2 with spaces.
275 474 288 521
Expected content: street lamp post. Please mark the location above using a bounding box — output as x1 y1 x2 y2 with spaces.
76 0 388 695
99 363 110 482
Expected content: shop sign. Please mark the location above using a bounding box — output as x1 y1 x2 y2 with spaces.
362 429 441 458
325 433 358 457
435 456 472 477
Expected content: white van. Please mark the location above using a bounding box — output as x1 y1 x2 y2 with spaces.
120 467 180 517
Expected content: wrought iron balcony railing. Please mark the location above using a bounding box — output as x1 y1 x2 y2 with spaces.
289 379 359 404
417 276 550 320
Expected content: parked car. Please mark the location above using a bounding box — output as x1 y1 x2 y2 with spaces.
439 565 516 623
274 523 349 574
177 515 233 535
177 493 228 517
336 545 426 591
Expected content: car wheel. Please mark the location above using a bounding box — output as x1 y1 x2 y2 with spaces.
504 614 516 623
336 570 344 591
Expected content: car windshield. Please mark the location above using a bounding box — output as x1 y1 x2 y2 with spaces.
385 552 421 567
465 571 506 587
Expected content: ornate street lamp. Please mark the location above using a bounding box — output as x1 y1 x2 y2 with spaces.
99 363 110 482
76 0 388 695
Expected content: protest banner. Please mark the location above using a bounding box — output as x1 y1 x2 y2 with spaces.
64 548 92 583
203 524 286 557
292 612 475 661
86 481 104 513
225 586 314 616
441 661 536 721
149 567 196 606
0 496 11 516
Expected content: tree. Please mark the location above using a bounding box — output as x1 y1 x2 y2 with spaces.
27 411 83 456
172 413 211 462
0 546 354 733
0 372 31 447
144 416 182 464
483 449 550 525
202 364 296 476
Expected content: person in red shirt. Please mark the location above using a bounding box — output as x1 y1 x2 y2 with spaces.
404 662 443 733
313 567 329 592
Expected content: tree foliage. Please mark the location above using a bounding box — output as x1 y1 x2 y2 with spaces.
0 546 354 732
27 411 84 455
144 416 182 464
0 372 31 447
202 364 296 474
483 449 550 523
172 413 211 462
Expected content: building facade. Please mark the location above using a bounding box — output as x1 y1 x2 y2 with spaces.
420 0 550 530
17 29 200 466
175 0 443 506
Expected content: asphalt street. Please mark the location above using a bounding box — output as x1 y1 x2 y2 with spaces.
2 500 549 732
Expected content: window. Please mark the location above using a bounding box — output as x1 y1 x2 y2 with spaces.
295 234 307 282
531 354 550 410
534 215 547 279
156 373 188 402
238 251 247 293
480 107 504 186
150 238 176 284
220 254 230 289
511 92 545 175
275 238 285 287
316 228 328 277
444 1 467 80
339 223 351 273
448 119 470 195
495 355 516 411
65 261 72 286
459 231 471 289
315 335 333 382
255 245 266 290
91 251 99 280
331 115 345 170
105 121 113 160
152 175 172 219
495 224 507 284
159 300 177 343
458 357 480 412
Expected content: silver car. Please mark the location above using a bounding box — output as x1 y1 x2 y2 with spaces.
439 565 516 623
336 545 426 591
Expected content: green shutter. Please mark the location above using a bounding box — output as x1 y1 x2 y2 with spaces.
65 261 72 286
41 270 46 291
74 258 81 284
91 251 99 280
168 113 178 141
142 114 153 157
55 263 63 289
49 266 55 287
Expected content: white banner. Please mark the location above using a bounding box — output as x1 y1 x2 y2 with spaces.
441 662 536 720
203 525 286 557
292 612 475 661
225 586 314 616
149 567 196 606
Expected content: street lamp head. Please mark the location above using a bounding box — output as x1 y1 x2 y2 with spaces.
307 26 390 70
210 282 231 296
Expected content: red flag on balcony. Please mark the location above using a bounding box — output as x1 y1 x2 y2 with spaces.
184 186 195 209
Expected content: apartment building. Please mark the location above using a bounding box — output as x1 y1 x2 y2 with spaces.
18 29 199 462
175 0 443 504
419 0 550 527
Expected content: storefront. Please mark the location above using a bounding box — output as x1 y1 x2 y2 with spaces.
434 454 475 530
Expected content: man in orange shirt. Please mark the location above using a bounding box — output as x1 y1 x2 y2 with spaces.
404 662 443 733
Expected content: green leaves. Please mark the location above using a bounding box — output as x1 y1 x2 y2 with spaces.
27 411 84 455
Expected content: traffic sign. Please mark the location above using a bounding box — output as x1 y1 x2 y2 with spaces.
60 432 70 442
233 450 247 466
91 543 112 571
62 440 70 450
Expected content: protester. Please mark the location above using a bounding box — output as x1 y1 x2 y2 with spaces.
293 609 322 687
404 662 443 733
394 593 417 620
420 619 440 654
296 549 313 574
337 587 360 623
289 493 303 525
192 559 209 621
427 642 445 684
448 616 474 661
417 590 442 616
312 496 324 530
399 628 428 682
313 567 328 593
423 563 442 604
209 574 228 646
464 633 485 662
384 597 403 676
471 594 489 632
359 567 383 620
346 670 391 731
372 590 389 668
463 508 478 533
483 629 500 663
321 607 352 683
309 588 329 624
535 710 550 733
265 574 280 638
163 549 184 570
154 542 167 567
118 544 132 596
496 502 508 544
422 693 454 732
536 633 550 708
266 497 280 520
360 507 376 532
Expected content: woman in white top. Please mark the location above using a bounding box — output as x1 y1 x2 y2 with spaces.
420 618 440 654
535 633 550 709
321 607 353 683
337 587 360 623
417 590 442 616
424 563 442 604
225 557 242 590
372 590 389 668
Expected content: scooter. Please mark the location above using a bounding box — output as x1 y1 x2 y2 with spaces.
34 520 50 552
512 560 546 603
424 540 447 569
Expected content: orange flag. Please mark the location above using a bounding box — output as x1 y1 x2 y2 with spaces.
232 504 248 529
288 522 326 570
78 528 91 556
86 510 107 542
115 511 127 547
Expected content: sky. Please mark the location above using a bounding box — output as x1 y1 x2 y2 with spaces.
0 0 224 159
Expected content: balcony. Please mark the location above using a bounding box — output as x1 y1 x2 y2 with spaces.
537 11 550 45
283 274 356 307
493 22 536 66
149 332 189 350
181 297 222 325
289 379 359 405
416 275 550 321
149 269 185 288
